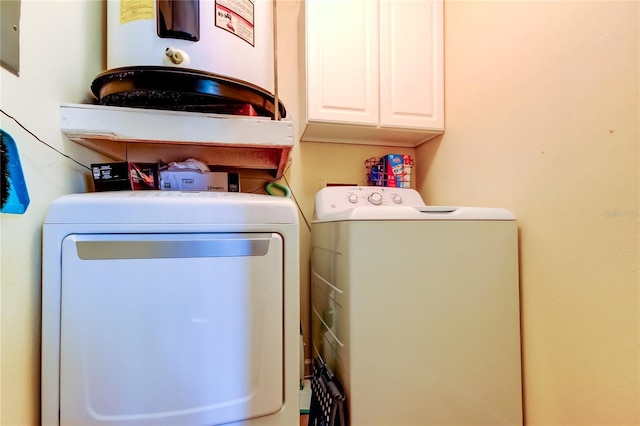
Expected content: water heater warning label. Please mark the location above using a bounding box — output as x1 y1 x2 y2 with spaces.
215 0 255 46
120 0 154 24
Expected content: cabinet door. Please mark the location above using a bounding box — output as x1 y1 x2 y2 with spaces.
379 0 443 130
306 0 379 126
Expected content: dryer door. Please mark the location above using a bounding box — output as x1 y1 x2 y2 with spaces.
59 232 283 426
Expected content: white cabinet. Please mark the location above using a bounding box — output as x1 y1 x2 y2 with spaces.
301 0 443 147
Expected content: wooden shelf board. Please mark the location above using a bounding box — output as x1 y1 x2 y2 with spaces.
60 103 294 177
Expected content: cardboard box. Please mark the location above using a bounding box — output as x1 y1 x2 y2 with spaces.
366 154 413 188
381 154 404 188
91 162 158 192
159 170 240 192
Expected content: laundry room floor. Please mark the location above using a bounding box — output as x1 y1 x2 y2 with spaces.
300 414 309 426
300 377 311 425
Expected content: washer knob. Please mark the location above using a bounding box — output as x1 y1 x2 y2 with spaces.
347 193 358 204
369 192 383 205
391 194 402 204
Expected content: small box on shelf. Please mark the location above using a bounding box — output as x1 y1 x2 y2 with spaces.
159 170 240 192
365 154 413 188
91 162 158 191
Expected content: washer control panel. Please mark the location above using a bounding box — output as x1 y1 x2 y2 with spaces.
315 186 426 219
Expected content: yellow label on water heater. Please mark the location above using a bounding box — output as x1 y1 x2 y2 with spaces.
120 0 154 24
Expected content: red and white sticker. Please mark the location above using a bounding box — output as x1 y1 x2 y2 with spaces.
215 0 255 46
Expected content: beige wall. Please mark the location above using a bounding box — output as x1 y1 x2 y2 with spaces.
1 2 109 425
1 0 638 425
417 1 639 425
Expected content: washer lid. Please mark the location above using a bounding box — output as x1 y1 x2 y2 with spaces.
44 191 298 225
313 187 515 222
313 205 516 222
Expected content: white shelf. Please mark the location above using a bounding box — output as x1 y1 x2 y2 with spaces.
60 103 294 177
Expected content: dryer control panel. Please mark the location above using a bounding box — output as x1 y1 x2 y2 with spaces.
315 186 426 219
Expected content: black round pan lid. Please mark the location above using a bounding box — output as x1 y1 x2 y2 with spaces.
90 66 286 119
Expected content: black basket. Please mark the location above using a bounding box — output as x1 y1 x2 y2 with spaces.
309 358 347 426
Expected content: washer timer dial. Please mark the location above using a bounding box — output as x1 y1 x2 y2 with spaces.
368 192 383 205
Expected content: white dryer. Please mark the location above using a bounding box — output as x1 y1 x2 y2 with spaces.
311 186 523 426
42 191 299 426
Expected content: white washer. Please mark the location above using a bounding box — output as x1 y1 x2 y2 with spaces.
42 191 299 426
311 186 523 426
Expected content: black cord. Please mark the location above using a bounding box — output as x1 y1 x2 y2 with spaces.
245 158 312 231
269 158 313 232
283 172 311 232
1 109 91 171
245 157 293 194
1 108 313 230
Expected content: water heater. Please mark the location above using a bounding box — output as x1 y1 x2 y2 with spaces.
91 0 285 118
